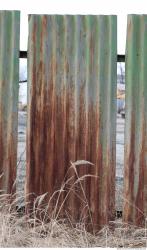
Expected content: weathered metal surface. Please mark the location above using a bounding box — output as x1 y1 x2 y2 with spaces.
26 15 117 230
0 11 20 193
123 15 147 226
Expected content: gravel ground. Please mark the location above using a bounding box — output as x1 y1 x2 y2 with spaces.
116 114 124 211
16 112 125 211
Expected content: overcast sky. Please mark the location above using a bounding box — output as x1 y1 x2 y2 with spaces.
0 0 147 53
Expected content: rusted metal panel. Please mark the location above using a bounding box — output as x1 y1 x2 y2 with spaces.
0 11 20 193
26 15 117 230
123 15 147 226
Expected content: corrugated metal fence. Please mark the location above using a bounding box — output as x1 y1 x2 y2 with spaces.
123 15 147 227
0 11 146 230
26 15 117 231
0 11 20 194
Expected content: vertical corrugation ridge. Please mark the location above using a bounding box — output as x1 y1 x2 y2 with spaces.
64 15 77 219
134 15 145 224
141 15 147 220
88 15 99 229
0 11 20 193
26 14 35 201
105 15 117 221
39 15 48 195
27 15 43 204
7 11 20 193
26 15 37 202
53 15 65 187
52 15 66 213
0 12 7 187
123 15 147 226
73 16 89 221
123 15 136 222
124 15 139 224
84 15 91 226
96 15 117 223
97 15 109 225
48 15 56 201
104 15 116 226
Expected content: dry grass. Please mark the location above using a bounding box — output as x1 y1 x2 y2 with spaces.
0 204 146 248
0 160 146 247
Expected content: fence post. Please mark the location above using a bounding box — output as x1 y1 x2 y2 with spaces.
0 11 20 194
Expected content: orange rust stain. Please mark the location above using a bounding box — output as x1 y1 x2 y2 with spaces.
135 119 146 226
0 119 4 190
0 78 17 194
123 111 146 227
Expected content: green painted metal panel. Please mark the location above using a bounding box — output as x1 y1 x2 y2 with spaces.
0 11 20 193
26 15 117 231
123 15 147 226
